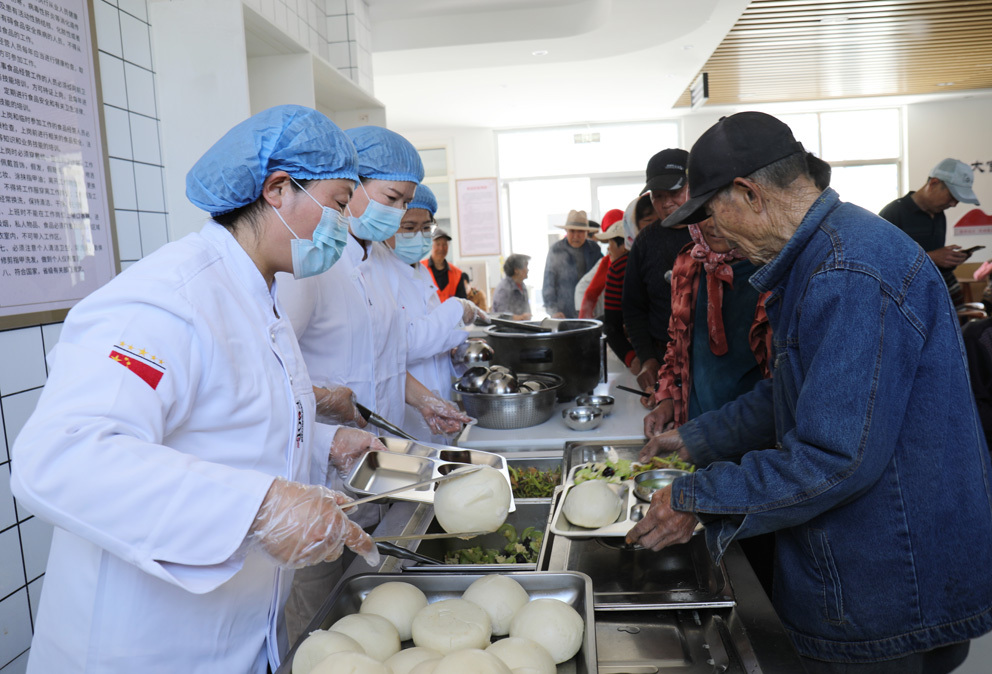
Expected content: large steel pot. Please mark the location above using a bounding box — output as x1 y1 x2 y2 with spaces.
484 319 604 400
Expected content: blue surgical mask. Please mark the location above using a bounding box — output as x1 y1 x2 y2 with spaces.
273 179 348 279
349 181 405 241
392 231 432 264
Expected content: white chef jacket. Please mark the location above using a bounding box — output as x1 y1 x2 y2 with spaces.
378 250 468 442
9 222 335 673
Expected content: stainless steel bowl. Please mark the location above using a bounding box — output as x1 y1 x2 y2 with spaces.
518 380 543 393
454 373 564 429
561 405 603 431
633 468 690 501
575 394 615 416
480 371 519 394
457 366 491 392
452 338 494 366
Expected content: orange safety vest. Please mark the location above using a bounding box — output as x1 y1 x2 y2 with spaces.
422 259 464 302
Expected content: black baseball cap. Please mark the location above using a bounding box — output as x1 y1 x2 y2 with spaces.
642 148 688 195
661 112 805 228
432 228 452 241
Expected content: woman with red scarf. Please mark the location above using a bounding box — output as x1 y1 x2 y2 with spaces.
643 218 772 433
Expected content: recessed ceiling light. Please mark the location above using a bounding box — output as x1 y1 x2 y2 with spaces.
821 15 849 24
937 81 955 86
532 50 548 57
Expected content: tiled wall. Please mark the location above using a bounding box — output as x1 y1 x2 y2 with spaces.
242 0 375 93
0 0 167 670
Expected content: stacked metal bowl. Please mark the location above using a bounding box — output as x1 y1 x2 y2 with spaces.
454 367 564 429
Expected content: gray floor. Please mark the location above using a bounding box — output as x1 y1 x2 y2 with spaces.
956 631 992 674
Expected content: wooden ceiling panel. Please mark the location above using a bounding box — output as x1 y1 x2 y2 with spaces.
676 0 992 107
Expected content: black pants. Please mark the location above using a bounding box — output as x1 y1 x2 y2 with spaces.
801 641 970 674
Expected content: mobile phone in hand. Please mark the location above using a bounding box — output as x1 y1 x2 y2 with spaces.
961 245 985 255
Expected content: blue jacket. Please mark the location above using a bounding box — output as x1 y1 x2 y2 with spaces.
674 188 992 663
542 238 602 317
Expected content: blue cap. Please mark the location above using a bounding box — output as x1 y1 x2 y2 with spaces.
344 126 424 184
408 184 438 215
186 105 359 217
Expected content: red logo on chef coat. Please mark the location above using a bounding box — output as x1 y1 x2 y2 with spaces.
109 342 166 390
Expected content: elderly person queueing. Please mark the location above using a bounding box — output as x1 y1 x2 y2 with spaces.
629 112 992 674
492 253 532 320
542 209 603 318
10 105 383 673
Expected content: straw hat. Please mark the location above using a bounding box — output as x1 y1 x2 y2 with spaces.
556 209 599 232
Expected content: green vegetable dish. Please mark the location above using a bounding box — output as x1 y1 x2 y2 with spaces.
442 523 544 565
572 452 695 484
508 465 562 499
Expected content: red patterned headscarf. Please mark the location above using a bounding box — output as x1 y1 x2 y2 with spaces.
687 223 745 356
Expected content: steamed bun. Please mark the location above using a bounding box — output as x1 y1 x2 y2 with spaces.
434 465 511 534
310 651 389 674
384 647 443 674
361 581 429 640
509 598 584 663
411 598 492 654
328 613 401 662
432 649 512 674
292 630 365 674
562 480 623 528
487 637 557 674
462 574 530 636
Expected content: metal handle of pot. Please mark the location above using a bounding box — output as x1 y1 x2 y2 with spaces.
519 347 553 363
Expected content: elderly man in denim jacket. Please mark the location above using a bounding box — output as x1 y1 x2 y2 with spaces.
629 112 992 674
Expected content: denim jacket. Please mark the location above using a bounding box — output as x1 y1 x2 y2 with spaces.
675 188 992 662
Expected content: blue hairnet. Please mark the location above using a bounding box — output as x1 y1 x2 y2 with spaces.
344 126 424 184
186 105 359 217
408 184 438 215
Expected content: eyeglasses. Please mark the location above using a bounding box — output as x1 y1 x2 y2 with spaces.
396 224 435 239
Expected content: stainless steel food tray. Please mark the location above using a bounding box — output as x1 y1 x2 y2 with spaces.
345 437 516 512
279 572 597 674
549 480 647 538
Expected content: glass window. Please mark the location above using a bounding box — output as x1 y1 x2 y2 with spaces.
829 164 900 215
820 109 900 161
778 113 821 156
418 147 448 179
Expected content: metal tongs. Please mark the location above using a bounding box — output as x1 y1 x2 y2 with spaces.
341 465 483 510
355 402 417 441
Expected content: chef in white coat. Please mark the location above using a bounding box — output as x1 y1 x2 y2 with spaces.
9 105 384 673
381 183 487 442
278 126 472 642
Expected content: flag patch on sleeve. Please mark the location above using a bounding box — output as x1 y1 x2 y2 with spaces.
109 342 167 390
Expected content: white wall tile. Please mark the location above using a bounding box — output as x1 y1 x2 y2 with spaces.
3 650 29 674
40 324 62 357
2 389 43 471
243 0 261 13
118 0 148 23
128 113 161 165
326 0 347 15
94 0 123 58
0 590 32 667
0 528 25 598
274 0 287 31
103 0 118 6
328 42 351 69
124 63 157 118
327 14 347 42
109 158 137 210
138 212 169 255
260 0 275 22
120 260 135 271
102 105 132 160
318 42 329 61
0 328 46 397
114 209 142 260
133 164 165 212
120 12 152 70
27 576 44 628
98 53 128 109
0 463 15 532
19 517 52 582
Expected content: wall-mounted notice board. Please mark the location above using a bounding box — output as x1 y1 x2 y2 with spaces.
0 0 118 330
456 177 501 257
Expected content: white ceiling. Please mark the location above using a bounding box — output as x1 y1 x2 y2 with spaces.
367 0 752 131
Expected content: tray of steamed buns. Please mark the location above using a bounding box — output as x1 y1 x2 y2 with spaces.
345 437 516 513
283 571 596 674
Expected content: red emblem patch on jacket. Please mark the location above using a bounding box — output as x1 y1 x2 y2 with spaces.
109 342 166 390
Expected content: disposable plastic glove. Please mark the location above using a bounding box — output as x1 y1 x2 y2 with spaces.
455 297 491 325
246 478 380 569
314 385 367 427
330 427 387 478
